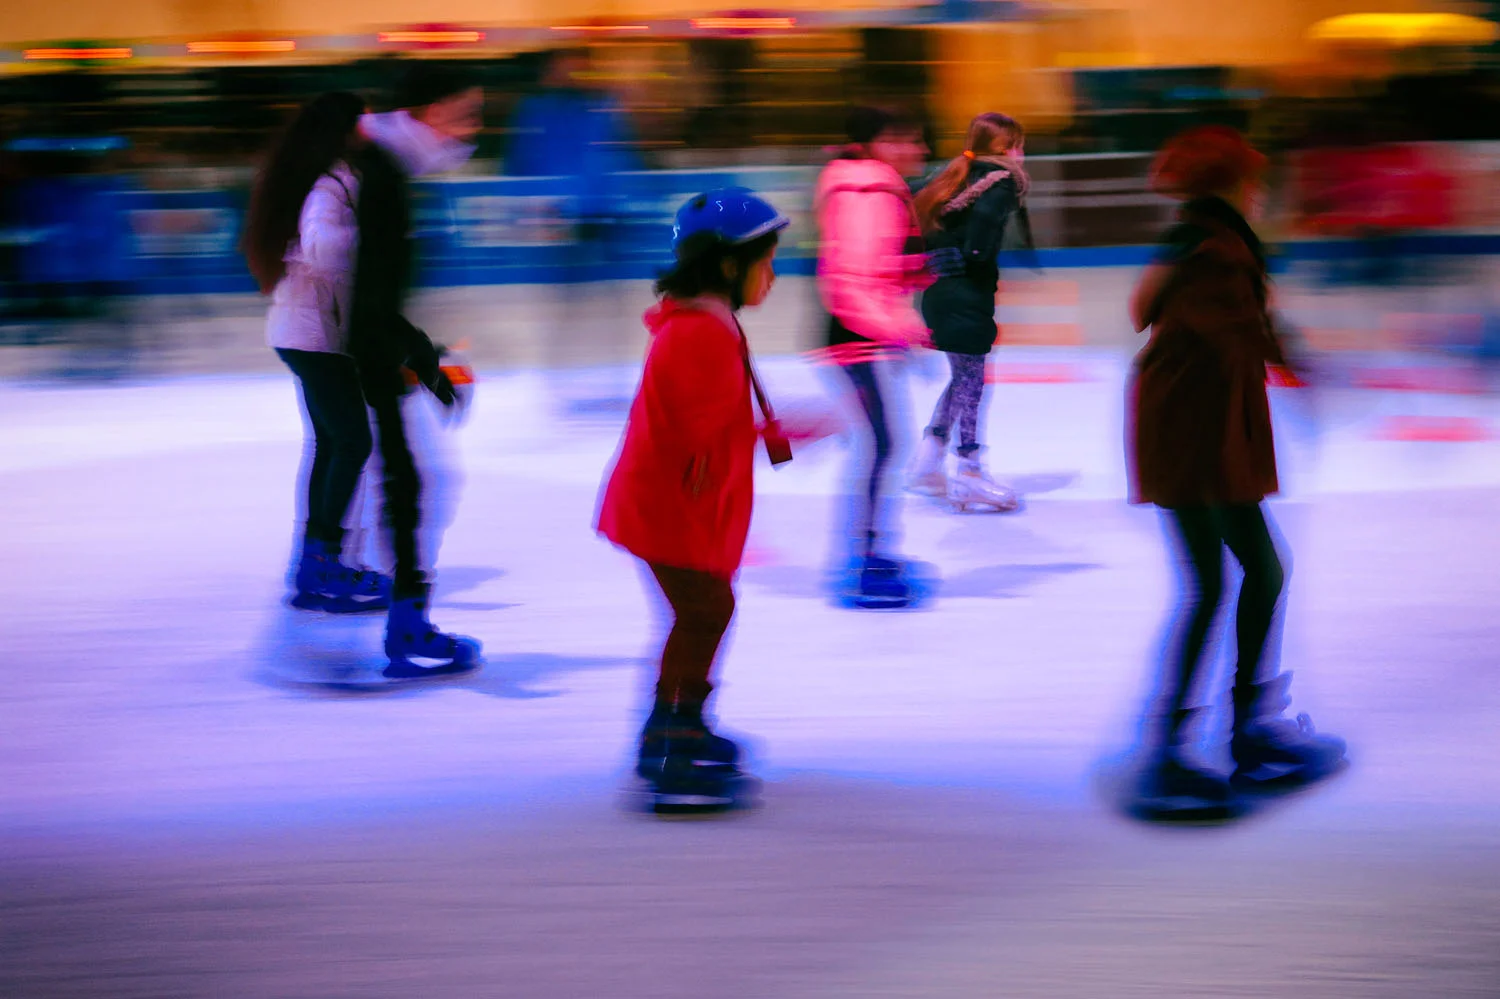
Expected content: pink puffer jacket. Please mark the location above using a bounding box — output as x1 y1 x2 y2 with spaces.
814 157 932 356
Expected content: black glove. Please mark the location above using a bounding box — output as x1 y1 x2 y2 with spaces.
925 246 966 278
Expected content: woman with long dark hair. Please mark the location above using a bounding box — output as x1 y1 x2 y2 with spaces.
243 91 389 613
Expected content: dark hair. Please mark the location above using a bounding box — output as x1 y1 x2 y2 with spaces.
655 231 780 307
845 105 916 145
395 61 479 111
242 91 364 294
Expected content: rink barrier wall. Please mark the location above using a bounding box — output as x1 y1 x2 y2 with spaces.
12 165 1500 297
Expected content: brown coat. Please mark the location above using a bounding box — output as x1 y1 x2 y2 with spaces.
1128 198 1284 508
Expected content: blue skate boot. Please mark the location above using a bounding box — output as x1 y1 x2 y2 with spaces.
382 586 481 681
290 538 392 614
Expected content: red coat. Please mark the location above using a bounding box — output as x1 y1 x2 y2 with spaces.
1129 198 1283 508
596 296 758 579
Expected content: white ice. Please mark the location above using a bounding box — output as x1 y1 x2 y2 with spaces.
1 346 1497 997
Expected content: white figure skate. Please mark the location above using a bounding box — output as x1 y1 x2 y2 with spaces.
948 459 1021 513
907 434 949 496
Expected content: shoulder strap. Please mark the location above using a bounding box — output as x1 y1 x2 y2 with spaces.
731 315 777 424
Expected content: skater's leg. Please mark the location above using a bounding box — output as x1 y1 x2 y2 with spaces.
648 563 736 710
369 391 426 599
285 351 373 549
926 374 954 445
1161 507 1228 724
1218 503 1285 699
1217 505 1344 784
948 353 987 459
841 361 893 556
280 350 338 544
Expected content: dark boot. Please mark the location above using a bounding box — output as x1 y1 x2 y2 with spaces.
1134 708 1236 821
383 585 481 680
636 701 740 781
1231 673 1347 791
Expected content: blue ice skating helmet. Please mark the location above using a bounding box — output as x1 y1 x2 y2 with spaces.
670 187 790 260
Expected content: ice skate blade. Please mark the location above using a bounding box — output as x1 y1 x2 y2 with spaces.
946 497 1023 514
288 592 391 614
850 594 911 609
381 656 483 683
637 772 761 817
1127 792 1246 825
1231 756 1350 795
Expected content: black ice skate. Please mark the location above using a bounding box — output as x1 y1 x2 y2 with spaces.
1231 674 1348 792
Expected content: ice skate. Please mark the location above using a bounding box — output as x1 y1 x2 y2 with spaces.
947 459 1021 513
906 433 949 496
289 538 392 614
636 702 741 781
1230 674 1348 792
645 753 759 815
382 587 481 681
849 553 913 609
1131 752 1240 823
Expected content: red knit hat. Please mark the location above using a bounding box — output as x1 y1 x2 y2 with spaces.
1149 126 1267 199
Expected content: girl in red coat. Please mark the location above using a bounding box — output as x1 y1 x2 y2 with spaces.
597 188 789 806
1128 127 1345 819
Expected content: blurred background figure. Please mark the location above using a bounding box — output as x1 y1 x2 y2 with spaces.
1 135 138 378
505 46 643 411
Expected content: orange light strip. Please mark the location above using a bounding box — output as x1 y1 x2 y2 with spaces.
377 30 485 44
690 16 796 29
24 47 133 60
187 40 296 54
549 24 651 32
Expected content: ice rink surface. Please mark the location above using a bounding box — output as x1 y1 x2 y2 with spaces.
1 346 1498 998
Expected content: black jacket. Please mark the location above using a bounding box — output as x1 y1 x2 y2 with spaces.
347 142 442 402
920 161 1027 356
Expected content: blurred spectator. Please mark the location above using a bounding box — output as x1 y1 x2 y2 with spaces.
504 48 641 237
505 47 643 396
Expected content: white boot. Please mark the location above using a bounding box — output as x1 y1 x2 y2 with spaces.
948 458 1021 512
907 434 949 496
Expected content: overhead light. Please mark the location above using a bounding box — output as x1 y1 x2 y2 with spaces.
691 16 797 30
378 30 485 44
549 24 651 32
24 47 133 61
186 40 296 54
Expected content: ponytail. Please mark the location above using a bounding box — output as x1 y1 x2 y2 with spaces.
914 156 973 232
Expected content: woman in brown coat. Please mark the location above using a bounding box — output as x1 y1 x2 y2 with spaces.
1128 126 1345 818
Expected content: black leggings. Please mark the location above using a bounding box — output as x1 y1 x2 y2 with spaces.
1163 504 1286 721
840 361 893 556
278 349 372 551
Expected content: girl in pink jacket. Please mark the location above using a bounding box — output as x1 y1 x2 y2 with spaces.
815 106 935 608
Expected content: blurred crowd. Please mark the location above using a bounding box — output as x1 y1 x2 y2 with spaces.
3 40 1500 368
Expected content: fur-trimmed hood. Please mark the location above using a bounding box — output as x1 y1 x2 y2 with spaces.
941 156 1028 216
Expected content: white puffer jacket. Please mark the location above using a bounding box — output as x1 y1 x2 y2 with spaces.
265 161 360 354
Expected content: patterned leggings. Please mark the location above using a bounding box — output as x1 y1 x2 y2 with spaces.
926 352 987 458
